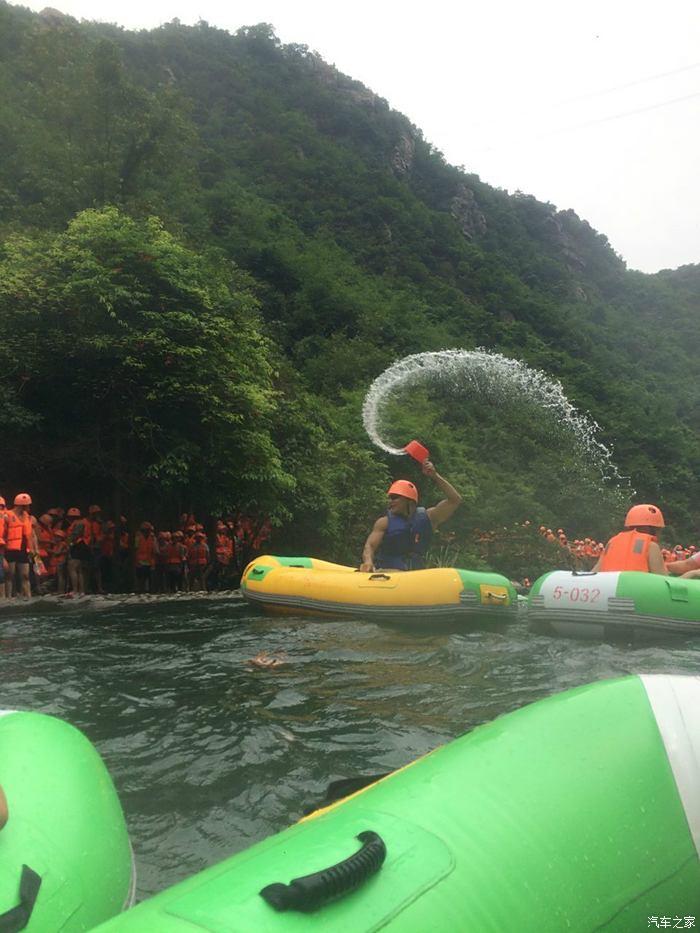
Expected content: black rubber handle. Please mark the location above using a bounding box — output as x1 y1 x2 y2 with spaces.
368 573 391 581
0 865 42 933
260 830 386 912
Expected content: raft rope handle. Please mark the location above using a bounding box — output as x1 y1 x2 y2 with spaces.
483 591 508 601
0 865 42 933
368 574 391 581
259 830 386 912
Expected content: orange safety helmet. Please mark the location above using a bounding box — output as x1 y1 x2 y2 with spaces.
67 507 81 517
624 504 665 529
14 493 32 506
387 480 418 502
39 513 52 526
0 497 5 507
88 504 102 515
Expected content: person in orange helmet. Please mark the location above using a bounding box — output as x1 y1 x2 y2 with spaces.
0 497 7 598
5 493 37 597
65 507 92 595
592 504 667 575
360 460 462 572
50 529 69 594
187 531 209 591
134 522 158 593
88 505 104 594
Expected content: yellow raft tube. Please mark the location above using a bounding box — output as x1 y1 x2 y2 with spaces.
240 555 518 623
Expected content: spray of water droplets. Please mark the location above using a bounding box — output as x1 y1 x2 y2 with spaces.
362 348 628 489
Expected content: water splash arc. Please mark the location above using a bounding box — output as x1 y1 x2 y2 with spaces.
362 349 625 487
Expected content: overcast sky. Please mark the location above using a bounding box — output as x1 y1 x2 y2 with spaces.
15 0 700 273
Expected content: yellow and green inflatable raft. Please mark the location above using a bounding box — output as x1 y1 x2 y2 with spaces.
95 674 700 931
240 555 518 622
0 710 135 932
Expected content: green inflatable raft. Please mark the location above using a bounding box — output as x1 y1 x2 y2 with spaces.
528 569 700 639
0 710 135 932
94 674 700 931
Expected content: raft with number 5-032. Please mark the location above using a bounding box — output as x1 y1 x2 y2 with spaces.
93 674 700 931
528 569 700 639
240 555 518 622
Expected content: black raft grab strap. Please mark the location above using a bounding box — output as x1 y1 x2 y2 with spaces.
0 865 42 933
260 830 386 913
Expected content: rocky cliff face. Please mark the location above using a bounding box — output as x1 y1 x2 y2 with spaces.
451 184 487 239
391 132 416 178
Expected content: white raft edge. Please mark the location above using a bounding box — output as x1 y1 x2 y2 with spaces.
641 674 700 857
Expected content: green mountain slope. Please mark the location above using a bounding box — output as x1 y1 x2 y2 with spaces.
1 3 699 561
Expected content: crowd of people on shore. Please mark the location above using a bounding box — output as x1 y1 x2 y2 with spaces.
0 493 272 598
533 521 700 571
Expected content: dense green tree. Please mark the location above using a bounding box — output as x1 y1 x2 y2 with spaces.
0 207 292 516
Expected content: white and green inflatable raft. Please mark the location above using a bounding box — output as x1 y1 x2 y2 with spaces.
0 710 135 932
528 569 700 639
95 674 700 932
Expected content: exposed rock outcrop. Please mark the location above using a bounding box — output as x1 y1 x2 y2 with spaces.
451 185 487 239
391 133 416 178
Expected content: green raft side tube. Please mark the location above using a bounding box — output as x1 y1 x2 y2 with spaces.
455 568 518 609
0 711 135 933
528 570 700 636
94 675 700 933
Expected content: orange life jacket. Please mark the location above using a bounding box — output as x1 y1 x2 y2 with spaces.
135 533 157 567
101 530 115 559
0 511 7 548
37 525 53 559
167 542 186 566
215 533 233 565
49 541 68 574
5 511 32 551
90 520 104 545
67 518 92 548
597 531 654 572
187 543 209 567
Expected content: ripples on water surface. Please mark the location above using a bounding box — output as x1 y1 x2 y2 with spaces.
1 600 699 898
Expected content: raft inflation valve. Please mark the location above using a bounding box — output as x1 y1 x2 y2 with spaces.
260 830 386 912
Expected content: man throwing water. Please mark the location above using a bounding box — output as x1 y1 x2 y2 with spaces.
360 460 463 572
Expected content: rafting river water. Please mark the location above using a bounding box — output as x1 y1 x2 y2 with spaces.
2 597 699 902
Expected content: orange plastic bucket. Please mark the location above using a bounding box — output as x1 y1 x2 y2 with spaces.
404 440 429 463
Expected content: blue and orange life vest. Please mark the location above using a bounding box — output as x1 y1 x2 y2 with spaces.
597 530 654 572
375 507 433 571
